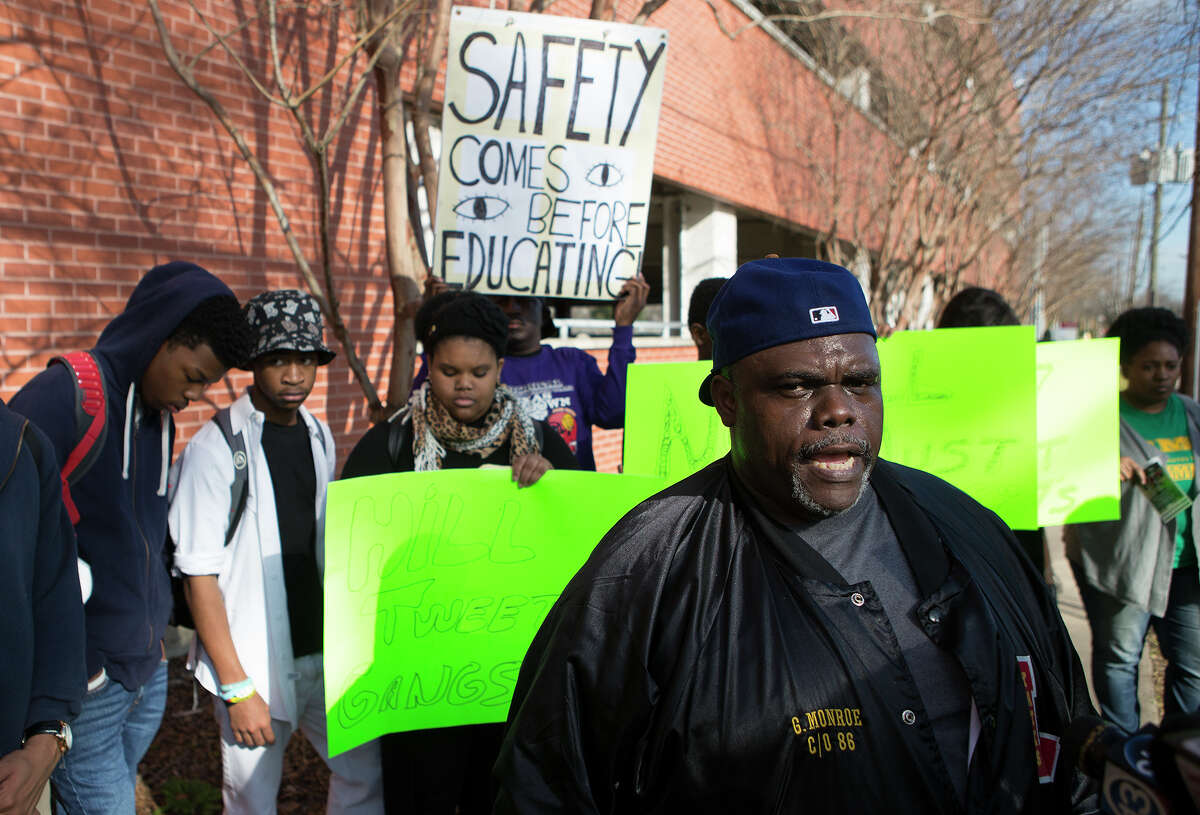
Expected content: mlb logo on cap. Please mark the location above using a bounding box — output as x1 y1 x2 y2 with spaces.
810 306 840 324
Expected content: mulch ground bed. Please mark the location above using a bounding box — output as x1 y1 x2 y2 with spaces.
136 658 329 814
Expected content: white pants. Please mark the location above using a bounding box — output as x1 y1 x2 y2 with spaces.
214 653 383 815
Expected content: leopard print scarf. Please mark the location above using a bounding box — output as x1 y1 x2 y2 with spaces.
407 381 539 471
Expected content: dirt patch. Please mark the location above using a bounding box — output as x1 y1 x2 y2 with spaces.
136 658 330 814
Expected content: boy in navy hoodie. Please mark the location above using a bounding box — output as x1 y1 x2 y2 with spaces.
0 400 85 813
11 261 252 814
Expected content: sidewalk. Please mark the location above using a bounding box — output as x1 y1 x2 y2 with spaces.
1045 525 1159 727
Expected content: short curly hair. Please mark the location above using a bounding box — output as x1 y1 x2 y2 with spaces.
167 295 255 369
936 287 1019 328
415 290 463 350
688 277 727 327
417 291 509 360
1106 307 1188 364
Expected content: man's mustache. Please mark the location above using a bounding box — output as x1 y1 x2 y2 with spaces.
798 434 871 460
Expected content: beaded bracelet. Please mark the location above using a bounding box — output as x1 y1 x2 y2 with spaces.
218 677 256 704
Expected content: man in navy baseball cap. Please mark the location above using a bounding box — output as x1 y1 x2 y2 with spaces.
701 256 879 518
497 256 1095 813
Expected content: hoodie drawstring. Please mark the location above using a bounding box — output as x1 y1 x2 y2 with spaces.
121 382 135 480
158 420 169 496
120 381 169 495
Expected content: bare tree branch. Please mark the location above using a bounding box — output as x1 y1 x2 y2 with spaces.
701 0 987 42
318 43 392 151
183 0 288 106
632 0 668 25
148 0 385 411
294 1 416 107
749 0 1194 326
184 1 260 76
590 0 617 20
411 0 452 211
267 0 290 104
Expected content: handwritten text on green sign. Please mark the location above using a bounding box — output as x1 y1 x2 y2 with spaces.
322 469 666 756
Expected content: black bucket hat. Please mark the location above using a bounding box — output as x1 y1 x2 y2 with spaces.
242 289 336 367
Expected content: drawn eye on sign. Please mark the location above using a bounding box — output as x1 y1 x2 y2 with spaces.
584 162 624 188
453 195 511 221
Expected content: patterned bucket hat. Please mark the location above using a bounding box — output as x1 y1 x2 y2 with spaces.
242 289 335 366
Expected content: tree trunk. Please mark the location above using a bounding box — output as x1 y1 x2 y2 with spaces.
590 0 616 20
374 55 421 417
412 0 452 212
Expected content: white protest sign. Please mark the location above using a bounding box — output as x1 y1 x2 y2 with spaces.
433 7 668 300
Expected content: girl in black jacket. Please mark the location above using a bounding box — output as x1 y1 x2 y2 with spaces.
342 291 576 813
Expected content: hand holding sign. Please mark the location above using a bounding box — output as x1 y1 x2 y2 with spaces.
510 453 552 487
615 274 650 325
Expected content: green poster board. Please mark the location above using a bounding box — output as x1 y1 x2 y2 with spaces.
879 326 1038 529
619 332 1118 530
622 330 1040 528
1036 339 1121 525
622 360 729 481
323 469 666 756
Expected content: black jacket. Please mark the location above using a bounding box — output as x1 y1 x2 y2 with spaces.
0 401 86 754
495 458 1096 814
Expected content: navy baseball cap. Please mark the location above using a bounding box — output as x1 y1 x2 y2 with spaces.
698 257 876 405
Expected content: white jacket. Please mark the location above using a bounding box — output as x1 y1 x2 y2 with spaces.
168 391 335 726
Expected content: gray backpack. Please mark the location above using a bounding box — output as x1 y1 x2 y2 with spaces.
168 407 247 629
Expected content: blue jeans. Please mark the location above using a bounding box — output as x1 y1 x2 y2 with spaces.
53 661 167 814
1073 564 1200 733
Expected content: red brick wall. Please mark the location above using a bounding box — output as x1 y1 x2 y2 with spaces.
0 0 933 469
0 0 397 466
641 0 894 242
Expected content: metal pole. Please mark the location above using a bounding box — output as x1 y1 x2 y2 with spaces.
1149 79 1169 306
1183 69 1200 399
1129 201 1145 306
1032 224 1047 336
662 196 681 337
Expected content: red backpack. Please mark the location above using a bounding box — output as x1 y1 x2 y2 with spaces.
52 352 107 525
51 351 248 538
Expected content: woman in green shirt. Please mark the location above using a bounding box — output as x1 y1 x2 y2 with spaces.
1066 307 1200 733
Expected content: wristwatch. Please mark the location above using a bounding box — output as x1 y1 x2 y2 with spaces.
22 720 72 755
